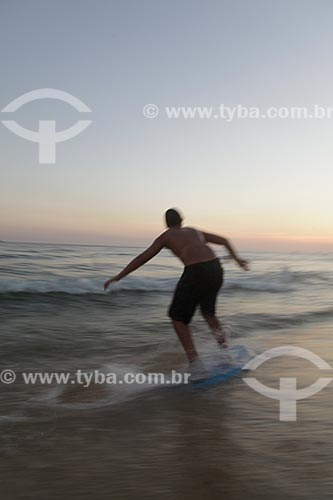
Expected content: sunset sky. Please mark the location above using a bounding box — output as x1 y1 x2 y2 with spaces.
1 0 332 251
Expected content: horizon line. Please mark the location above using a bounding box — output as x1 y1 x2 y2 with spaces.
0 239 332 254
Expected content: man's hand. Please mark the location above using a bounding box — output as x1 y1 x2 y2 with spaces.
104 277 119 291
236 258 249 271
103 235 165 290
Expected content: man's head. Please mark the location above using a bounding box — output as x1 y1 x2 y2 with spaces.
165 208 183 228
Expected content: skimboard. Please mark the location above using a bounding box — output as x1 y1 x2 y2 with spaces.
189 344 254 389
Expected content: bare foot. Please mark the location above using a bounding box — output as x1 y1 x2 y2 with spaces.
217 334 229 348
215 326 233 348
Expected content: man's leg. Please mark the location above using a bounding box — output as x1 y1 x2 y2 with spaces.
171 319 199 362
202 313 228 347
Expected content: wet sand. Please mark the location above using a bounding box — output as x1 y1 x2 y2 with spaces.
2 325 333 500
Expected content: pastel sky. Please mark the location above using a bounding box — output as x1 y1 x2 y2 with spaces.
1 0 332 251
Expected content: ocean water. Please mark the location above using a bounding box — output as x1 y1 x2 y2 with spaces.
1 242 333 499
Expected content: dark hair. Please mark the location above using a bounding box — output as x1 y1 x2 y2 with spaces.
165 208 183 228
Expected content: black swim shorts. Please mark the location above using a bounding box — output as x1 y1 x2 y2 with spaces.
168 258 223 325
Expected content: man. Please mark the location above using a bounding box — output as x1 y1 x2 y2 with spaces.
104 209 249 367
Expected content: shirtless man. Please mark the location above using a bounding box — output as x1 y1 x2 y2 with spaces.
104 208 249 365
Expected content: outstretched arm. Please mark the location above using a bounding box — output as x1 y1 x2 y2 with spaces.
202 232 249 270
104 235 165 290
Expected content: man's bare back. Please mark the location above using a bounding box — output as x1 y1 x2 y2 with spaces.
162 226 216 266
